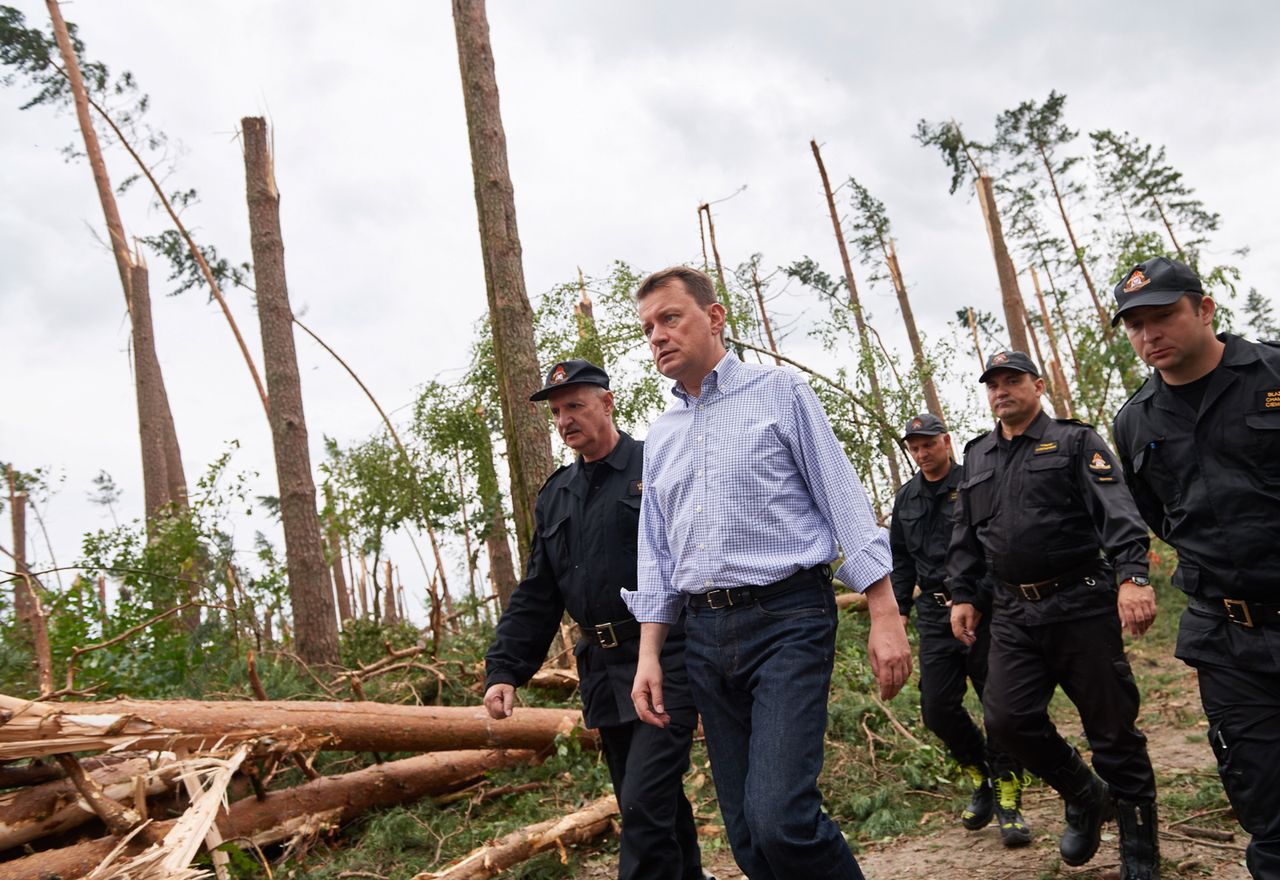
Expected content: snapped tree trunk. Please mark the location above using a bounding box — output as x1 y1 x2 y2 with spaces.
241 116 340 666
749 263 782 365
810 139 901 489
45 0 188 526
882 238 943 417
1037 144 1110 329
328 525 353 624
973 175 1031 354
452 0 554 570
1029 264 1074 417
6 472 53 694
127 264 176 526
414 794 619 880
1 694 594 758
0 750 535 880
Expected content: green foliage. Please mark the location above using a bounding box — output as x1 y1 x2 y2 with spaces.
914 118 990 194
137 229 252 300
1245 288 1279 339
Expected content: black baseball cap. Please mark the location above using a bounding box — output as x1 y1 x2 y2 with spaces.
1111 256 1203 326
529 359 611 401
979 350 1039 384
901 413 947 440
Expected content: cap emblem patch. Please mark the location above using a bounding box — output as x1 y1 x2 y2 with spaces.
911 418 923 430
1088 452 1112 471
550 365 568 384
1123 270 1151 293
992 352 1009 365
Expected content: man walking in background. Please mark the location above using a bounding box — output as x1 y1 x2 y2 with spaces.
890 412 1029 846
624 266 912 880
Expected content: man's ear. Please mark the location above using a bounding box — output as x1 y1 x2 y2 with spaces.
1200 296 1217 326
707 302 727 337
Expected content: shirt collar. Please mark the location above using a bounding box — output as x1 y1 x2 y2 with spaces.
671 349 738 405
1131 332 1250 405
573 430 633 473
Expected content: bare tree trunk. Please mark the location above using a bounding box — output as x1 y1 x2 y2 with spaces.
811 139 902 489
882 237 944 417
45 1 187 524
329 526 353 624
456 449 479 605
384 560 397 623
6 470 54 694
749 263 782 365
1029 265 1074 417
974 175 1031 354
127 264 174 525
966 306 985 369
357 554 369 619
1037 146 1110 329
698 203 745 347
452 0 554 570
97 575 109 627
1020 295 1068 418
485 508 519 613
241 116 339 666
1151 195 1187 261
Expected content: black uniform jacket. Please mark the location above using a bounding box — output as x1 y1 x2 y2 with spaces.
1114 334 1280 670
946 410 1150 626
891 463 993 629
485 432 693 729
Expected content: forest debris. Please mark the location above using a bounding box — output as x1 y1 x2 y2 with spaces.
0 749 536 880
412 794 619 880
0 694 593 759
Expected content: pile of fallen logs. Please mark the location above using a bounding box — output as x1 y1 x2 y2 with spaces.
0 665 618 879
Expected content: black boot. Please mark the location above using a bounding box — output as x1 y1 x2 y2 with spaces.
993 770 1032 847
1116 798 1160 880
1053 752 1114 866
960 763 994 830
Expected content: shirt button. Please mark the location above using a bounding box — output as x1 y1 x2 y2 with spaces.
697 404 704 410
698 543 705 549
704 579 712 587
696 505 702 512
696 469 704 477
697 435 704 443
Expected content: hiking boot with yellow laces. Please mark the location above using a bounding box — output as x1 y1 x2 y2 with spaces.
960 764 994 830
994 770 1032 847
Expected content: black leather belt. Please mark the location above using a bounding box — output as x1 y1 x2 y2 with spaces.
583 617 640 649
688 565 830 610
1187 595 1280 628
920 583 951 606
998 560 1102 602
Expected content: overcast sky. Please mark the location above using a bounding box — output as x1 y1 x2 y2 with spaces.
2 1 1277 612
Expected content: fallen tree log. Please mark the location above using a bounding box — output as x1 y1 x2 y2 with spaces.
526 668 579 694
0 754 135 790
413 793 619 880
0 695 593 760
835 590 868 612
0 756 180 852
0 749 536 880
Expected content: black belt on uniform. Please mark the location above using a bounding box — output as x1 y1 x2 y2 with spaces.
998 559 1102 602
583 617 640 649
687 564 831 610
1187 595 1280 629
920 582 951 606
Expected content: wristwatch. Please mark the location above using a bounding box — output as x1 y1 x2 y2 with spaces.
1128 576 1152 588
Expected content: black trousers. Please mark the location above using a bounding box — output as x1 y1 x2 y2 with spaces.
599 719 702 880
983 613 1156 801
917 615 1019 776
1197 662 1280 879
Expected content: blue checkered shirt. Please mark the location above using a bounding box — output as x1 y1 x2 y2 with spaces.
622 352 892 625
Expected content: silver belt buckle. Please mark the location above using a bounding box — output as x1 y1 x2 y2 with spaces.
595 621 620 648
705 589 733 610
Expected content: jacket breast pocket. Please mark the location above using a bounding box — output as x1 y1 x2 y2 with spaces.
1132 439 1180 504
1244 411 1280 475
617 496 642 555
1024 456 1071 507
542 514 572 576
959 468 996 524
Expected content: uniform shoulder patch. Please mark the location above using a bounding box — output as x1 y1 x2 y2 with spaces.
1087 451 1112 471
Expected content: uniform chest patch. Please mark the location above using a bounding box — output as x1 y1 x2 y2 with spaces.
628 480 643 496
1088 452 1112 471
948 490 959 502
1258 389 1280 410
1033 441 1058 455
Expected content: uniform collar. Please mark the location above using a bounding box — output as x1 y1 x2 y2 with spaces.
906 461 962 496
572 430 634 475
671 350 738 405
995 407 1050 443
1130 332 1252 406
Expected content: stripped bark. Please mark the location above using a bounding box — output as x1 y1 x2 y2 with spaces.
973 175 1031 354
0 694 593 759
966 306 985 369
242 116 340 666
328 525 353 624
5 470 53 694
413 794 619 880
0 750 536 880
452 0 555 569
811 139 901 489
52 755 163 845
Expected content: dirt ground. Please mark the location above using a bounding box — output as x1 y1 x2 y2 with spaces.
582 636 1250 880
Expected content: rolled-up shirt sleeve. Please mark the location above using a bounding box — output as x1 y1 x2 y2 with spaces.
787 383 892 592
623 476 685 624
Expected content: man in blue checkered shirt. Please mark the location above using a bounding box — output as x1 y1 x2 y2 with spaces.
624 266 912 880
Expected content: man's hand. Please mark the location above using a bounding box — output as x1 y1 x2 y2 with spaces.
864 577 912 700
631 655 669 728
1117 580 1157 637
483 683 515 720
951 602 982 646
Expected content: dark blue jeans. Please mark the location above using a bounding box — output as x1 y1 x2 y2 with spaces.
684 578 863 880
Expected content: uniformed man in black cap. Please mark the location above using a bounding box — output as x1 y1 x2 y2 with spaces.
484 359 706 880
1112 256 1280 879
890 412 1030 846
947 350 1161 879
